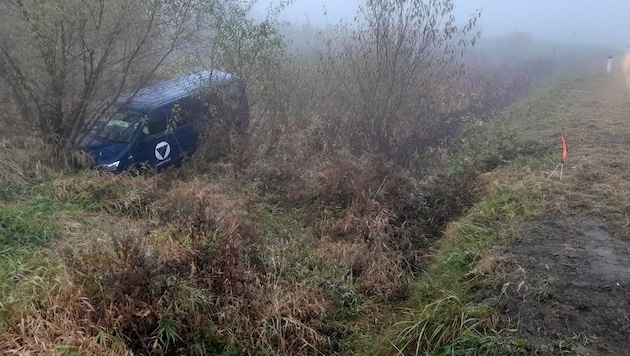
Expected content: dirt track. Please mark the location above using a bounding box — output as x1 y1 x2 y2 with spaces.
492 67 630 355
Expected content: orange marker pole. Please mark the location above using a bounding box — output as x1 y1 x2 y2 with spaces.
560 128 568 179
547 128 568 180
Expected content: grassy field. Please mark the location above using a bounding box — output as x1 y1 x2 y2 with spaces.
1 58 629 355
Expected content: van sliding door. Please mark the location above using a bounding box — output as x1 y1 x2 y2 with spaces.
139 106 182 170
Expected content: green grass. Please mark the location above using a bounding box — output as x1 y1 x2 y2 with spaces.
0 196 59 247
0 177 107 342
386 177 544 354
0 183 27 202
392 293 499 355
0 250 66 328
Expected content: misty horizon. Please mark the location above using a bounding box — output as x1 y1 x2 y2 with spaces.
254 0 630 49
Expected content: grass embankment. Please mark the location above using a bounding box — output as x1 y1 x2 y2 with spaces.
0 71 607 355
392 68 630 354
386 71 607 354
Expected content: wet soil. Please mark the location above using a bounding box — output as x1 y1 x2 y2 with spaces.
497 218 630 355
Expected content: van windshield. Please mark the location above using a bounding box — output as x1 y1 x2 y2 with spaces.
90 108 145 143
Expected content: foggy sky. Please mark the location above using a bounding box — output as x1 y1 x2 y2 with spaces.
255 0 630 49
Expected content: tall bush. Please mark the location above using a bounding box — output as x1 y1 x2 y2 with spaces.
323 0 481 163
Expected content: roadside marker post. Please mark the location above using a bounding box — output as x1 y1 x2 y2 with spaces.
547 128 568 180
607 55 613 75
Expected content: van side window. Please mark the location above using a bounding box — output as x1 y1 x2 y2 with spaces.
146 107 169 135
177 97 209 126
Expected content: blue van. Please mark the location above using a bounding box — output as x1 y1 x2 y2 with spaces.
80 71 248 173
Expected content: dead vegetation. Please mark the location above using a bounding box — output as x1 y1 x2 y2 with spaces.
0 58 561 355
0 2 609 353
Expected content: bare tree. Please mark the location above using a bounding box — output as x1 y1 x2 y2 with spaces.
0 0 202 166
323 0 481 160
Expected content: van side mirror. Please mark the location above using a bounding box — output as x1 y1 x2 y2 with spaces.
138 117 152 143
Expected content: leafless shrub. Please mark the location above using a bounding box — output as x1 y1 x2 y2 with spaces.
319 0 480 161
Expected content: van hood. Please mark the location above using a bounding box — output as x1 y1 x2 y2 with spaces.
78 134 128 164
89 142 128 165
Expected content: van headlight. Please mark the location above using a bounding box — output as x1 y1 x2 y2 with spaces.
97 160 120 172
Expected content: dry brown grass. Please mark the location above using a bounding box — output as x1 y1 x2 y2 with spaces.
253 284 329 354
316 238 408 300
0 136 57 185
470 248 517 277
1 294 123 355
157 177 248 230
307 159 431 300
51 171 162 216
0 255 128 355
47 173 336 354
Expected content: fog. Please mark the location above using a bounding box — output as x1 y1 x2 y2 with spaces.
256 0 630 49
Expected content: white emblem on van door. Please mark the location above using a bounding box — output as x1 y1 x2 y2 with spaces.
155 141 171 161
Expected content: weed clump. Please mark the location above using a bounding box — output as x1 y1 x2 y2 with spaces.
58 175 336 354
244 149 489 303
